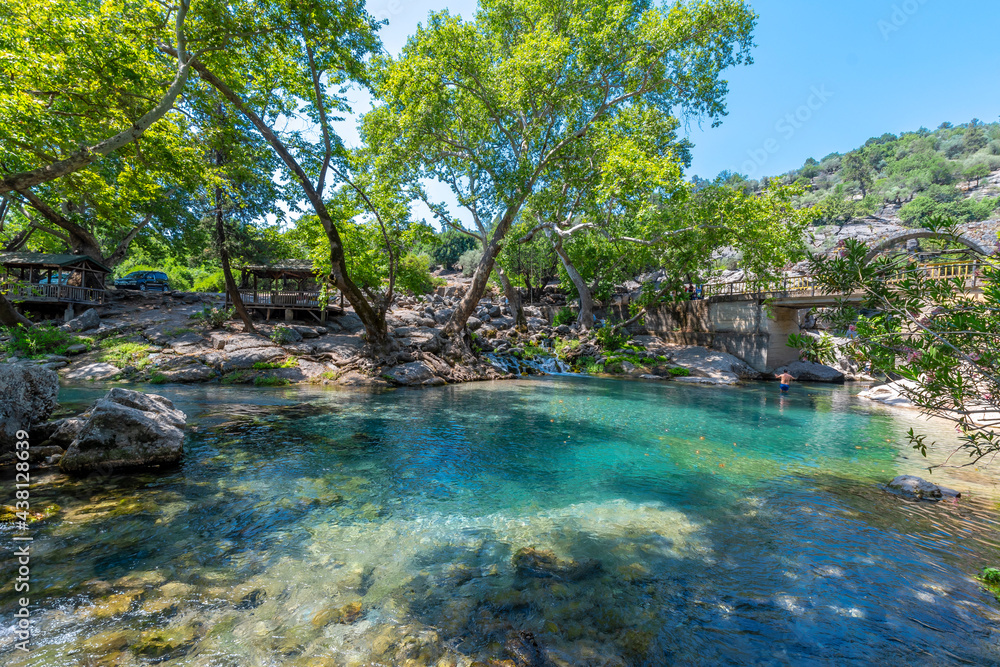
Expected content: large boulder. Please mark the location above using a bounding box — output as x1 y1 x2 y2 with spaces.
60 388 187 474
669 346 760 383
383 361 438 386
774 361 845 383
62 308 100 332
885 475 960 501
0 365 60 454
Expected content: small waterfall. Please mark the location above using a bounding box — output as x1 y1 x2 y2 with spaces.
483 352 574 376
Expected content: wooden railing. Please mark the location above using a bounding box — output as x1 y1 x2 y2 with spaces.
2 281 106 304
230 289 327 309
703 261 983 300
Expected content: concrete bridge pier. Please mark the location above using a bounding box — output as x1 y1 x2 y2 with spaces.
765 306 803 370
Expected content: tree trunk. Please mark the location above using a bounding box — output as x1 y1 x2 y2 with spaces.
214 184 255 333
0 293 31 327
551 233 594 329
0 2 195 195
444 201 526 334
185 57 392 353
494 264 526 327
16 189 104 259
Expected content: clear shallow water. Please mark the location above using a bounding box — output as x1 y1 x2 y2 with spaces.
3 378 1000 666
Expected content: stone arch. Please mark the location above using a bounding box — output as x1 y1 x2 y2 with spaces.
863 230 993 264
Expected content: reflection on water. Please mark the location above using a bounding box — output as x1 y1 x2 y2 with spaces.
3 379 1000 665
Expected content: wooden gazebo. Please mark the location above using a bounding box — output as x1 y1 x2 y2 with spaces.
229 259 344 322
0 253 110 318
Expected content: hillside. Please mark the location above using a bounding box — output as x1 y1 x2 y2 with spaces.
722 118 998 221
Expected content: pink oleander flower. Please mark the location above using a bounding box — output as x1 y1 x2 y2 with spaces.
905 349 923 364
969 352 981 362
848 324 857 332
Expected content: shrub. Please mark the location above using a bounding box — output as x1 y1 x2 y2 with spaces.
458 248 483 277
595 323 629 350
787 332 836 365
554 338 581 358
270 326 298 344
396 253 438 295
668 367 691 377
192 270 227 293
553 307 576 326
1 323 82 358
190 306 234 329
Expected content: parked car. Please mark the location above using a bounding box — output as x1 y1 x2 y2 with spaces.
37 273 71 285
115 270 171 292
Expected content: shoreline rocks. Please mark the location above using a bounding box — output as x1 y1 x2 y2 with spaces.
0 365 60 456
60 388 187 474
773 361 846 383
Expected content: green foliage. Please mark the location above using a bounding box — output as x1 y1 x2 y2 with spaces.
421 230 478 269
0 323 84 358
396 253 440 295
252 357 298 370
595 323 629 350
192 271 227 293
553 338 581 359
900 194 998 227
270 326 298 344
458 249 483 277
787 332 837 365
190 306 234 329
254 375 290 387
553 307 576 326
668 367 691 377
809 220 1000 466
97 337 151 369
149 372 168 385
221 370 255 385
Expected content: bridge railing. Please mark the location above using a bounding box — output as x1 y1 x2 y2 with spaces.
703 261 981 300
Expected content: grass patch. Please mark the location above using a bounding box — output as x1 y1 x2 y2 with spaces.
252 357 298 370
149 371 168 385
981 568 1000 601
97 336 152 369
166 327 196 337
0 323 87 358
668 367 691 377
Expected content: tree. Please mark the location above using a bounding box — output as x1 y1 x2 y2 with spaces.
964 162 990 187
809 221 999 467
160 0 404 351
0 0 200 194
842 151 875 198
368 0 757 341
964 119 988 154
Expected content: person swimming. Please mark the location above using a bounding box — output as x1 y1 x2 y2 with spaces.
774 371 796 393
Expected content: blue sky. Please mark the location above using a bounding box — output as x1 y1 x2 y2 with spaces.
356 0 1000 183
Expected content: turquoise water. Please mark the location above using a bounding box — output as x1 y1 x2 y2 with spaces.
3 378 1000 665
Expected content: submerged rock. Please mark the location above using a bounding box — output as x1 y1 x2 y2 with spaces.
885 475 960 501
60 388 187 474
511 547 602 581
0 364 59 455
